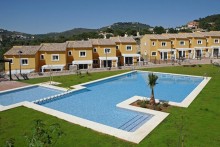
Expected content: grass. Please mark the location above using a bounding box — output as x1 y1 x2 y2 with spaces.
1 64 220 146
22 70 129 87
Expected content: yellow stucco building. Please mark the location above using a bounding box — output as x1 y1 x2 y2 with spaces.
140 31 220 61
4 37 138 73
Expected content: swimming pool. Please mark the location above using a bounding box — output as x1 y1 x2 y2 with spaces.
0 86 63 106
40 71 203 132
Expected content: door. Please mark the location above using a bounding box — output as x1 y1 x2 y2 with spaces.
179 51 182 58
164 52 168 60
196 50 201 58
78 64 88 69
213 48 219 57
104 60 112 67
125 57 133 65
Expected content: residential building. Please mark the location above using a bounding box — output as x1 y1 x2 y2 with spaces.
110 37 139 66
187 21 199 29
196 31 220 57
140 34 171 62
67 40 93 69
90 39 117 68
38 43 67 72
140 31 220 61
162 33 191 59
4 46 41 74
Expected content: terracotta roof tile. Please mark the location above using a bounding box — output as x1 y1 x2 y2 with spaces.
67 40 92 48
110 37 136 43
39 43 66 51
90 39 115 45
4 46 40 55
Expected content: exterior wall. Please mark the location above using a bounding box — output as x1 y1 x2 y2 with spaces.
72 48 93 60
207 36 220 47
4 55 37 72
66 48 74 65
35 52 40 72
190 37 207 48
174 39 190 48
92 45 100 68
119 43 137 54
38 51 67 70
96 45 116 57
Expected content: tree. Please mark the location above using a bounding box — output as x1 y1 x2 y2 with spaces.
153 26 165 34
104 28 114 33
168 28 178 33
148 73 158 105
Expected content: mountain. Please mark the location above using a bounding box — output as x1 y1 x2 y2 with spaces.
195 14 220 31
100 22 151 32
35 28 98 38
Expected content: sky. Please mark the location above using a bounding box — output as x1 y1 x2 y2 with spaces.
0 0 220 34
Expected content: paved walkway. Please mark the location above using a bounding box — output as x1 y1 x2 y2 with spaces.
0 81 29 91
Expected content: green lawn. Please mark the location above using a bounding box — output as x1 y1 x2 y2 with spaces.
22 70 129 87
1 65 220 146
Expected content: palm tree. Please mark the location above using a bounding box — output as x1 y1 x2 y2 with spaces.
148 73 158 105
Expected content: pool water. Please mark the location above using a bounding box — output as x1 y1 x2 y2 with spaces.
0 86 63 106
41 72 203 132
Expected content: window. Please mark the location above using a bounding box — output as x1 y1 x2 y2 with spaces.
161 42 167 46
40 54 44 60
51 54 59 61
79 51 86 57
21 59 28 65
126 45 132 51
179 41 185 45
214 39 219 44
152 42 155 46
93 48 97 53
93 59 98 64
151 51 157 56
116 46 119 50
171 41 173 45
68 51 72 56
197 40 202 44
189 39 192 44
104 48 111 54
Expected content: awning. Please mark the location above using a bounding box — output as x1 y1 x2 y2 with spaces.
194 47 213 49
41 64 65 69
72 60 93 64
211 46 220 48
99 57 118 60
7 69 35 74
176 48 194 51
157 49 173 52
122 54 140 57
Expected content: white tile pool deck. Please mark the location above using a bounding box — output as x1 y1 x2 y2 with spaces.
0 71 211 143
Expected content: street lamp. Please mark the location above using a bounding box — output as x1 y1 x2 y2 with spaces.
18 50 23 74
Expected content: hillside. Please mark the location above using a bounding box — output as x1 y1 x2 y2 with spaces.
100 22 151 31
35 28 97 38
195 14 220 31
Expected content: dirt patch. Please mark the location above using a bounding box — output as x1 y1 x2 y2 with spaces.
130 99 171 112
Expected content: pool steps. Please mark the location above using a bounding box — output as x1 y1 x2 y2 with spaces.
118 114 152 132
33 90 74 104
